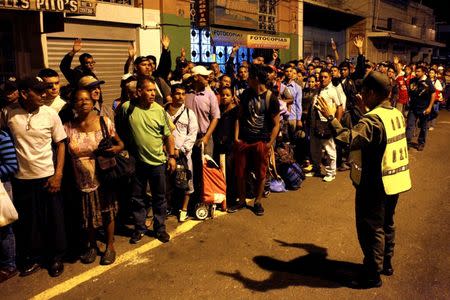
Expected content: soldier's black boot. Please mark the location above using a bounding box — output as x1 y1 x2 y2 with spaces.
348 270 382 289
381 257 394 276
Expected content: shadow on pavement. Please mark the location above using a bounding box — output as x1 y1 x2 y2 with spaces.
217 240 362 291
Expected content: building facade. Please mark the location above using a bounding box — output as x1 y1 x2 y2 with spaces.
0 0 445 105
302 0 445 64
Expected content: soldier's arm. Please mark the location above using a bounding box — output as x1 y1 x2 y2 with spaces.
330 114 383 150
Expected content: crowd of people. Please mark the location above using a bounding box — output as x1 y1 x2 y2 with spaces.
0 34 447 285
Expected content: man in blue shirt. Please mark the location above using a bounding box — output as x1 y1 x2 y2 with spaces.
284 66 303 138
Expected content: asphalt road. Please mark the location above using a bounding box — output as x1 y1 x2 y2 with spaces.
3 111 450 300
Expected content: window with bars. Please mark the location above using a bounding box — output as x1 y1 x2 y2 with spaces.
259 0 277 34
96 0 133 5
189 0 272 71
190 29 214 64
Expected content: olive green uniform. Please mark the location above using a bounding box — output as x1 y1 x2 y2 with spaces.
329 100 403 274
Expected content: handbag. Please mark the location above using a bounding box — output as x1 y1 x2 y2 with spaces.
0 181 18 227
269 178 287 193
95 116 135 184
174 152 192 190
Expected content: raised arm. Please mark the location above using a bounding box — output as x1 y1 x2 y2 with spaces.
154 35 172 80
124 42 136 74
60 38 82 85
353 35 366 80
226 45 239 78
331 38 339 63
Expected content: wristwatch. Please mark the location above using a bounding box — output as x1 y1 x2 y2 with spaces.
168 154 177 159
327 115 335 122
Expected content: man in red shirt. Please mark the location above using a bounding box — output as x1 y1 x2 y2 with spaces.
393 57 411 115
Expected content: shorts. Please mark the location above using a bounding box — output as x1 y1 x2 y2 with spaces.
234 140 270 181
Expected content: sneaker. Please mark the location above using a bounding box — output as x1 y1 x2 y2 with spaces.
253 202 264 216
302 164 313 172
155 231 170 243
129 230 145 244
179 210 188 222
323 175 336 182
305 171 321 178
0 267 18 283
227 201 246 213
417 144 425 151
338 163 350 172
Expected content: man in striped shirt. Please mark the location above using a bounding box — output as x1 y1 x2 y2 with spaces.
0 129 18 283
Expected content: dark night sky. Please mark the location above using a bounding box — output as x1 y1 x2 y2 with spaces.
418 0 450 23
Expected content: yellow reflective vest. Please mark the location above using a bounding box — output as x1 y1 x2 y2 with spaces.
350 106 412 195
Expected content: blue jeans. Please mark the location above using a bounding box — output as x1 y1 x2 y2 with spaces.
130 162 167 234
0 224 16 269
406 111 428 145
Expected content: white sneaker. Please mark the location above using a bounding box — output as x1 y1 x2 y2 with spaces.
322 175 336 182
179 210 188 222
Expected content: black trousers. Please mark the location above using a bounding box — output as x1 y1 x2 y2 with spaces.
12 177 67 264
355 185 398 273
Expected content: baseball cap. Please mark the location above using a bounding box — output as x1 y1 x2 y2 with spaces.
18 77 51 92
191 65 212 76
1 77 18 93
134 56 154 66
78 76 105 88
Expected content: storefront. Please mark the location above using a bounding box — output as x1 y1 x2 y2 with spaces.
45 20 136 105
190 0 291 71
0 0 96 84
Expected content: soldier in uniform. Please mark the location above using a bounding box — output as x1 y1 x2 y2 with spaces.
316 71 412 289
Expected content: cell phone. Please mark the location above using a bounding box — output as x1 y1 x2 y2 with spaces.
331 38 334 43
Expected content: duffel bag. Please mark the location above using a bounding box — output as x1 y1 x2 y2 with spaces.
279 162 305 190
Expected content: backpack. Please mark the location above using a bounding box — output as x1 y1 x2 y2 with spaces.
274 142 295 165
279 162 305 190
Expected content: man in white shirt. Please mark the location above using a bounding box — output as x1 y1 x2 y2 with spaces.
308 69 343 182
37 68 67 113
1 77 67 278
165 84 198 221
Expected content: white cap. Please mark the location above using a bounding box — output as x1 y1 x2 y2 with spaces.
191 65 212 76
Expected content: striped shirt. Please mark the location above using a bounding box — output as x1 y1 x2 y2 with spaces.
0 130 18 180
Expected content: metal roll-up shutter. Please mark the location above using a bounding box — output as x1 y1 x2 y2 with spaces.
47 37 131 106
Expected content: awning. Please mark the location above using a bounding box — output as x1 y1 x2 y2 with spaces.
0 0 96 16
303 1 364 31
210 28 290 49
367 31 446 48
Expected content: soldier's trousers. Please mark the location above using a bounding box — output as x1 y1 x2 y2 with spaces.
355 186 399 273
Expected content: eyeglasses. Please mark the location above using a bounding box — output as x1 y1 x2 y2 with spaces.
85 61 96 65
